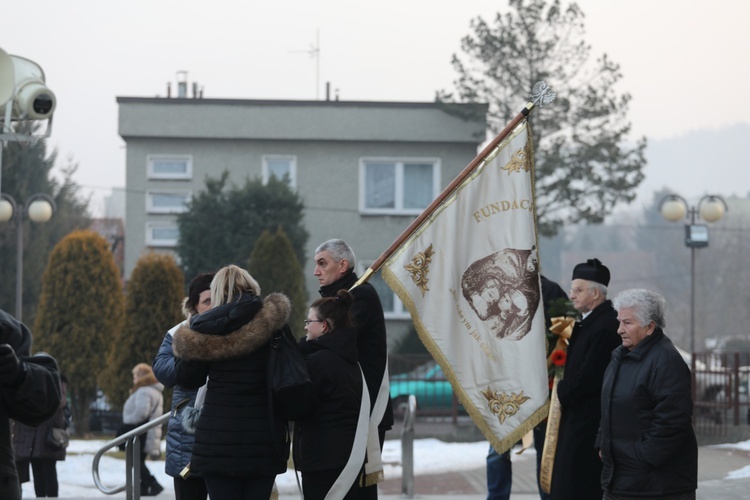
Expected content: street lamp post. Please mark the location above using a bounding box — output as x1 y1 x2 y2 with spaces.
659 194 728 354
0 192 56 322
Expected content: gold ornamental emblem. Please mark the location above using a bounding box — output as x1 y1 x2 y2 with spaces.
481 387 531 424
501 142 532 174
404 244 435 296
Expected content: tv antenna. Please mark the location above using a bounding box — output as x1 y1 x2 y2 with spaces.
290 29 320 99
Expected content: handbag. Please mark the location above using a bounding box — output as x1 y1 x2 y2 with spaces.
267 325 313 421
47 427 69 449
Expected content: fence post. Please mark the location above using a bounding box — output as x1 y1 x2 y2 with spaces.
401 395 417 498
733 352 740 426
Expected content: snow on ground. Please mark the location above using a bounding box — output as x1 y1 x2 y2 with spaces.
710 440 750 479
21 437 750 497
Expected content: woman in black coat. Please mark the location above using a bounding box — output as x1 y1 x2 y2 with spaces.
172 265 291 500
598 289 697 498
13 374 69 498
294 289 364 500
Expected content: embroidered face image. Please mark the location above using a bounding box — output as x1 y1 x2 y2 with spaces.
461 247 541 341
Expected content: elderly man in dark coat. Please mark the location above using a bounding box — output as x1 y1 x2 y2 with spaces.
0 309 61 500
550 259 620 499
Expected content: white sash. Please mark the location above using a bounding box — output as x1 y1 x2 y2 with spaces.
324 367 371 499
363 358 390 485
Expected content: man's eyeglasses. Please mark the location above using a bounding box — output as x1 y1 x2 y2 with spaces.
569 287 590 295
304 319 325 326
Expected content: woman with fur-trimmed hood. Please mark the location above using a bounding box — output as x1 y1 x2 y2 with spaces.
172 265 291 500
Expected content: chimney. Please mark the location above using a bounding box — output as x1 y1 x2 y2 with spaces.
176 71 188 98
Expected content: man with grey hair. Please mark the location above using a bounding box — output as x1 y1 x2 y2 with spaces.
551 258 621 500
311 239 393 499
598 289 697 498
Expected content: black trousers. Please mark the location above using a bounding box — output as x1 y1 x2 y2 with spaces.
31 458 58 497
174 474 208 500
302 468 357 500
203 475 275 500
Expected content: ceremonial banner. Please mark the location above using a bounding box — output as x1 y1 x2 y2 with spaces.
381 120 549 453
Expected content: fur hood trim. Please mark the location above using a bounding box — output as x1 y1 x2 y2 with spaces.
172 293 291 362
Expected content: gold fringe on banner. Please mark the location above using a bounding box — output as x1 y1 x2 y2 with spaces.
539 374 563 494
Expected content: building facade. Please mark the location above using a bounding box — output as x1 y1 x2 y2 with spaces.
118 96 487 345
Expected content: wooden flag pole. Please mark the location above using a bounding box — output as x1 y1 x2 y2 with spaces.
353 102 535 289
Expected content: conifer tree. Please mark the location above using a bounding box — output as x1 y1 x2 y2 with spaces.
177 172 309 280
248 227 308 337
439 0 646 235
33 230 124 436
99 252 184 408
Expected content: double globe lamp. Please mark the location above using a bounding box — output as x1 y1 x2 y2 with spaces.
0 193 56 322
658 194 728 354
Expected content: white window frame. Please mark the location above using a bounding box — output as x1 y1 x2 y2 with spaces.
147 155 193 180
359 157 440 215
146 222 180 247
359 262 410 320
146 190 192 214
262 155 297 189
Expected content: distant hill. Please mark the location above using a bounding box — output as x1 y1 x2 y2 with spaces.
634 122 749 206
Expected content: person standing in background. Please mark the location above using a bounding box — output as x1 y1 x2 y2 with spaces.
486 275 568 500
153 272 214 500
122 363 164 497
13 373 70 497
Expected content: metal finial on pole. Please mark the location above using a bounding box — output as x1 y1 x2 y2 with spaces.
531 81 556 108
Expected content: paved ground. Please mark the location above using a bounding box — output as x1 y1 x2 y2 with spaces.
54 444 750 500
54 423 750 499
357 444 750 500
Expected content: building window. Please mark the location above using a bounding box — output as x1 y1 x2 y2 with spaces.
263 155 296 188
146 191 191 214
359 158 439 215
360 263 410 320
147 155 192 179
146 222 179 247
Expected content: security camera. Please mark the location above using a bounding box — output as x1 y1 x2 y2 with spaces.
0 49 56 121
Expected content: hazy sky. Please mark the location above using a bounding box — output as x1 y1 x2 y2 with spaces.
2 0 748 215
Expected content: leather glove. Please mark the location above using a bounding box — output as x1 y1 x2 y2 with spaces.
0 343 25 387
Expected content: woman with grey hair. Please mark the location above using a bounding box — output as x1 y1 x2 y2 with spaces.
597 288 698 499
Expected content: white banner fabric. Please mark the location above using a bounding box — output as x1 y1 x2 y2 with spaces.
382 121 549 454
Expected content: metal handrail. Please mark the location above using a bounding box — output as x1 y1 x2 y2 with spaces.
92 398 189 499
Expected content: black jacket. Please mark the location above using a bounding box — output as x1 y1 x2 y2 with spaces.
172 294 291 478
551 299 620 500
294 326 362 472
0 309 61 500
319 270 394 430
598 328 698 496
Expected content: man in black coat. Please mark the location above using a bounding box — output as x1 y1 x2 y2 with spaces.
550 259 620 500
0 309 61 500
313 239 394 499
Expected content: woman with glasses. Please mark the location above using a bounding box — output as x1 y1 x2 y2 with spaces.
172 265 291 500
295 289 364 500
